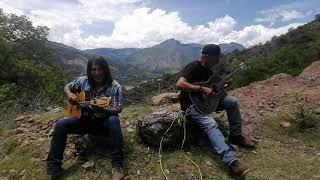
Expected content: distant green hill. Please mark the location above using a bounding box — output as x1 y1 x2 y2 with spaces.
50 39 244 86
86 39 244 78
228 19 320 87
46 41 126 79
84 48 140 64
125 39 202 75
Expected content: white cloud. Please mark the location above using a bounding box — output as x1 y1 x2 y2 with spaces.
0 0 147 48
81 8 302 48
0 1 304 49
281 10 304 21
255 9 305 24
254 1 318 25
0 1 24 15
224 23 302 47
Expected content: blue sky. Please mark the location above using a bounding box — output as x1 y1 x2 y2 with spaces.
1 0 319 49
150 0 317 28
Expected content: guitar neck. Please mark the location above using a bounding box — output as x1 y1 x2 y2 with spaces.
216 65 246 88
223 68 242 82
78 101 91 107
77 100 110 108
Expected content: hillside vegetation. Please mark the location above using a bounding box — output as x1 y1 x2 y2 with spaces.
124 19 320 104
0 9 69 119
231 19 320 87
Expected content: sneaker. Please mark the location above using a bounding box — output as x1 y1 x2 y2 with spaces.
230 160 249 177
112 167 130 180
229 135 256 148
47 166 64 179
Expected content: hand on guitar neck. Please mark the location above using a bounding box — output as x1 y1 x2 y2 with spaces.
67 92 79 105
89 97 111 111
224 80 233 90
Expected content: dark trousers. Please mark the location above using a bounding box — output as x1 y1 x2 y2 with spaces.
46 115 124 170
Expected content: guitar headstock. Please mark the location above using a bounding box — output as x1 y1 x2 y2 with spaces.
91 97 112 108
239 62 248 70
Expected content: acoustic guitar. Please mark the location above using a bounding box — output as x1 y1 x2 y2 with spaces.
189 63 247 114
66 91 112 119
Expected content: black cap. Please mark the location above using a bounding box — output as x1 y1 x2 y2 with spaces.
201 44 221 57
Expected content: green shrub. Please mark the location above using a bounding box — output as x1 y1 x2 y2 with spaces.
233 21 320 87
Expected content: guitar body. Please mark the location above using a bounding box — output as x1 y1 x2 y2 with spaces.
66 91 90 119
189 62 247 114
66 91 112 119
190 75 228 114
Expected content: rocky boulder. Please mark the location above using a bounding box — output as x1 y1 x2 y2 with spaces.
299 60 320 80
11 111 112 162
136 111 228 149
151 93 179 106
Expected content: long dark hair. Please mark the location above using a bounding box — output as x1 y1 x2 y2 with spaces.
87 56 113 87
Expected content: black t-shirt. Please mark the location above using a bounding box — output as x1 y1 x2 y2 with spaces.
179 61 213 111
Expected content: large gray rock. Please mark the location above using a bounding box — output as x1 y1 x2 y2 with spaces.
137 111 229 149
137 112 185 149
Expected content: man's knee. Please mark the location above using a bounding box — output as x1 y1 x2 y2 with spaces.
54 118 69 130
104 116 120 127
226 96 239 108
206 119 219 132
54 118 76 132
196 117 219 134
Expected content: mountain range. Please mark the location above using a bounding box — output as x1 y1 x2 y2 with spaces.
47 39 245 85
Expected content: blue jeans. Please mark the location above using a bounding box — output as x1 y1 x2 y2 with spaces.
186 96 242 166
46 115 124 170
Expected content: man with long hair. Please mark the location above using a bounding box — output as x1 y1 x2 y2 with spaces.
46 56 129 180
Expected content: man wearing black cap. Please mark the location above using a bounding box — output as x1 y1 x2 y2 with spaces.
176 44 255 177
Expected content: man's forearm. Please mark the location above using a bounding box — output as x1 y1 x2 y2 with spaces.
182 82 201 92
64 84 73 96
176 78 201 92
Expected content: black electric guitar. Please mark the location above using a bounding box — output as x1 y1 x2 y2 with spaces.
189 63 247 114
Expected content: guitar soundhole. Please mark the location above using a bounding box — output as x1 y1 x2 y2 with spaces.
199 93 205 101
83 91 91 118
84 91 90 101
198 94 210 108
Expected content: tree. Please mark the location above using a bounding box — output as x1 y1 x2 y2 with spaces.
0 9 49 62
0 9 51 86
315 14 320 21
0 8 69 110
